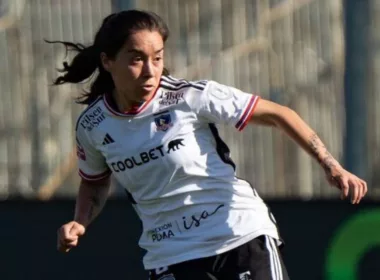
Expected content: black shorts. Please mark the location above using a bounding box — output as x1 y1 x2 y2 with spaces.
149 235 290 280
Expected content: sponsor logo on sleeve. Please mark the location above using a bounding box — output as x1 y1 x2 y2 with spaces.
80 106 106 131
209 84 233 100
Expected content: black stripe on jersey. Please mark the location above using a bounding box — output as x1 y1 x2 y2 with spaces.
161 76 188 88
102 133 115 145
105 134 114 143
153 110 170 116
160 79 206 91
266 205 285 248
162 75 188 85
208 123 236 171
125 189 137 204
160 77 206 91
163 75 208 87
75 96 103 131
160 82 205 92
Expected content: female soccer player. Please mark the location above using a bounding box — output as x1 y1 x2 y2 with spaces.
51 10 367 280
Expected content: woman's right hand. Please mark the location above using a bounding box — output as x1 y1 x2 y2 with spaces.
57 221 86 253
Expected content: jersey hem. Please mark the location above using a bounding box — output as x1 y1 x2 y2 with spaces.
143 227 280 270
75 96 103 131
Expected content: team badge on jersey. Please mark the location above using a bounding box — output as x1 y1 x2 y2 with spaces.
154 113 173 132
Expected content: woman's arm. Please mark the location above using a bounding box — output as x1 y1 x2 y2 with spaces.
57 177 111 253
74 177 111 228
250 99 367 203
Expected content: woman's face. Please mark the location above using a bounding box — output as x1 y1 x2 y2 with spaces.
101 30 164 103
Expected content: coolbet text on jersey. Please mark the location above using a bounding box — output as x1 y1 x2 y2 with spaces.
75 76 281 269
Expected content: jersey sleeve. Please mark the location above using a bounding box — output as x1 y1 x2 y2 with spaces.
191 80 260 131
76 126 111 181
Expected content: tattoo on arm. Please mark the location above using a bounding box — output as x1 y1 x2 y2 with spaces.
87 190 102 221
308 133 340 173
309 134 320 158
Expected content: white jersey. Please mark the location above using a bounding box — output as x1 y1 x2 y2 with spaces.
75 76 280 269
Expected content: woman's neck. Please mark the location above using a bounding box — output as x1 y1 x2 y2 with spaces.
112 89 137 113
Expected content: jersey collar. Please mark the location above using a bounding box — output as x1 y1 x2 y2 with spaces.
103 87 159 117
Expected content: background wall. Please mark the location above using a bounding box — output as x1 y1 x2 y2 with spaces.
1 0 379 200
1 1 379 279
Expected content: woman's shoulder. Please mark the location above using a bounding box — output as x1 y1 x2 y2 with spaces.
75 96 104 132
160 75 209 92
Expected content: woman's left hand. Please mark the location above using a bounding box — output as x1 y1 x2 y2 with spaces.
324 166 367 204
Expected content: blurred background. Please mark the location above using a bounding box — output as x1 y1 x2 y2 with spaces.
0 0 379 279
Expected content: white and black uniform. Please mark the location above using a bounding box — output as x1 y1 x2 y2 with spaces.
75 76 289 279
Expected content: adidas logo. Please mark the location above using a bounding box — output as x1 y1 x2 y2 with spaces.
102 133 115 145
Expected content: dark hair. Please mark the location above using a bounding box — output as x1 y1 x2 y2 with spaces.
46 10 170 105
